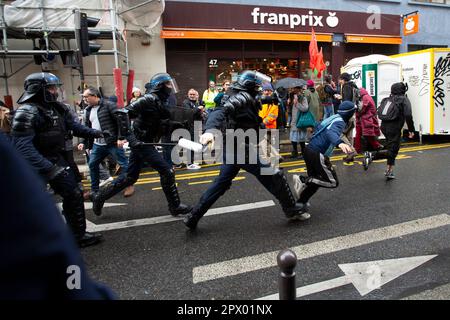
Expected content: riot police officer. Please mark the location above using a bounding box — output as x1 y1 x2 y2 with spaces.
91 73 191 217
183 70 310 230
11 72 104 248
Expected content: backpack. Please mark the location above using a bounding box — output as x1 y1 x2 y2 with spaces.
377 96 402 121
351 86 362 111
311 114 344 156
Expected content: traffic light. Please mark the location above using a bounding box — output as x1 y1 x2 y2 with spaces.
79 12 102 56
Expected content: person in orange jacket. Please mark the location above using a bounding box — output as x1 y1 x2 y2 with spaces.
259 83 280 162
259 83 279 129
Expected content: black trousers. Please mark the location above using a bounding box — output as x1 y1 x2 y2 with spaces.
48 158 86 238
299 146 339 204
373 124 402 166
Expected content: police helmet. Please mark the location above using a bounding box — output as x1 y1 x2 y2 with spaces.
234 70 272 92
17 72 63 104
146 73 179 95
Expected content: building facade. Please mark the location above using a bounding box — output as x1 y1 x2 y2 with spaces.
162 0 450 101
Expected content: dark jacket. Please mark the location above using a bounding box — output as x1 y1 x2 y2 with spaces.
82 99 121 149
341 81 358 102
11 102 99 176
381 95 415 132
0 132 115 300
182 99 203 121
124 93 171 143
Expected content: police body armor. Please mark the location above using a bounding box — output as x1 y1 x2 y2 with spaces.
16 102 67 162
222 89 262 131
126 93 171 143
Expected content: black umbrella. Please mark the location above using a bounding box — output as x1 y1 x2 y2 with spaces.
274 78 307 89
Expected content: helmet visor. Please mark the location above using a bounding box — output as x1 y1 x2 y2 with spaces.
254 71 272 86
44 84 65 103
164 78 179 94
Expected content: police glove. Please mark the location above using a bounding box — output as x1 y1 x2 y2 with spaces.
94 130 104 138
47 165 70 181
200 132 215 151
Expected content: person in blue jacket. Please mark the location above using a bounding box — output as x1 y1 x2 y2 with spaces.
293 101 356 213
0 131 115 299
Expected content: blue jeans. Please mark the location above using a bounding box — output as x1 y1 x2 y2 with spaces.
89 143 128 192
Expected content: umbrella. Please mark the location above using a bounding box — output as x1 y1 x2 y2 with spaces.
274 77 307 89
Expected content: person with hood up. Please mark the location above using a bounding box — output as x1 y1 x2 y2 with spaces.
354 88 382 156
363 82 415 179
292 101 356 215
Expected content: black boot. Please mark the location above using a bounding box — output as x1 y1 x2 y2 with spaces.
62 187 103 247
77 232 103 248
183 206 206 230
91 178 131 216
161 169 192 216
271 170 309 219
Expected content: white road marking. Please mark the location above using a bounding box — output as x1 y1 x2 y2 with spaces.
86 200 276 232
257 254 437 299
57 202 127 211
192 214 450 284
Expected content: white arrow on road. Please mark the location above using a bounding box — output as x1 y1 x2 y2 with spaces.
257 254 437 300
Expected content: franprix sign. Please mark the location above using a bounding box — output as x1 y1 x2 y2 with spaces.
251 7 340 29
163 2 400 36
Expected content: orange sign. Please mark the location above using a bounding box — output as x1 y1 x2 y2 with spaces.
403 14 419 36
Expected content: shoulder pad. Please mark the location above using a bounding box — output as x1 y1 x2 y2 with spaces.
11 104 39 135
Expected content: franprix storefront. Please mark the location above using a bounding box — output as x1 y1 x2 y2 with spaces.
161 1 402 101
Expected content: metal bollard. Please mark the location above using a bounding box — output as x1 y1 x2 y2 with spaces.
277 249 297 300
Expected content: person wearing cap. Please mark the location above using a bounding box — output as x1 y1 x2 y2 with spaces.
293 101 356 215
130 87 142 103
305 80 322 123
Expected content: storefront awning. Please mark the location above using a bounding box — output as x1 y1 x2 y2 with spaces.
161 29 332 42
345 34 402 45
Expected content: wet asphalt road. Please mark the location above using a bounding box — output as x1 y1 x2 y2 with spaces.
78 142 450 300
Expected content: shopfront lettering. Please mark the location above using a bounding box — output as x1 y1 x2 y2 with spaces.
251 7 339 29
433 54 450 110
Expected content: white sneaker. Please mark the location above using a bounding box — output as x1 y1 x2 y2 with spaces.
187 163 201 170
99 177 114 187
292 174 306 198
289 212 311 221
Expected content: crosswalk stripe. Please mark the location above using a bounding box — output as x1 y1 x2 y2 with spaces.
192 214 450 284
86 200 276 232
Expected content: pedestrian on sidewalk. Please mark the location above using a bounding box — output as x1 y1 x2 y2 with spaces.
362 82 415 179
289 86 311 159
293 101 356 215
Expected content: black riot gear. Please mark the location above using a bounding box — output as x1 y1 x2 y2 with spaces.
11 73 103 248
17 72 63 104
91 73 191 217
183 70 309 230
145 73 179 99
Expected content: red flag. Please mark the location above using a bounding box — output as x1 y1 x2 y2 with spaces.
309 28 319 70
316 47 326 78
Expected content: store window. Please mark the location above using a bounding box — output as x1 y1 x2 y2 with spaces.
208 59 243 90
208 58 301 86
